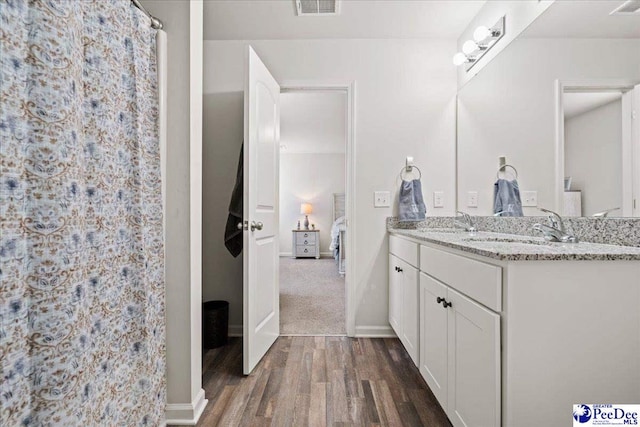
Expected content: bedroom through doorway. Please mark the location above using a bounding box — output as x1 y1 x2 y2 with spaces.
278 88 348 335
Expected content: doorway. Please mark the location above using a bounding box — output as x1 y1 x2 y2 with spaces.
555 81 640 217
278 88 349 335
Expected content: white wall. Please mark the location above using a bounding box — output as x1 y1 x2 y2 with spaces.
279 153 345 255
203 38 457 333
457 38 640 216
565 100 622 216
139 0 205 423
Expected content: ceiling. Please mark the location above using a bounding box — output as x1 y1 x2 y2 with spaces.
203 0 486 40
564 92 623 119
523 1 640 39
280 91 346 154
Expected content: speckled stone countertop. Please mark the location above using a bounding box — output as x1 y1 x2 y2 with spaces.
388 227 640 261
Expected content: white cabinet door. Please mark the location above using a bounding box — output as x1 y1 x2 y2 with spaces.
420 273 449 410
447 288 501 427
401 261 419 365
388 254 402 336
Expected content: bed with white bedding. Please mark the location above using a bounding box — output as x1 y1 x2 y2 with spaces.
330 193 346 276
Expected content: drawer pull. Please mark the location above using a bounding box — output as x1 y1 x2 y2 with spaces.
304 249 308 253
304 240 308 244
304 233 309 237
436 297 452 308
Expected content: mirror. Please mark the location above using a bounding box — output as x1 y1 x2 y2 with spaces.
456 1 640 217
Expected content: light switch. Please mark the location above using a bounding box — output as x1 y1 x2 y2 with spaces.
374 191 390 208
522 191 538 207
467 191 478 208
433 191 444 208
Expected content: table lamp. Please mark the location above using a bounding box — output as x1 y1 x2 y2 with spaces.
300 203 313 230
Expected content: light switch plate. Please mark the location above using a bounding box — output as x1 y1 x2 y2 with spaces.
433 191 444 208
467 191 478 208
374 191 390 208
522 190 538 207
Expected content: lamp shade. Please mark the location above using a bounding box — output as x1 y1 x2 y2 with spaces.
300 203 313 215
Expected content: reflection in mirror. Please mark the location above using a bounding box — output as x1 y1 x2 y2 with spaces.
456 1 640 217
562 87 633 217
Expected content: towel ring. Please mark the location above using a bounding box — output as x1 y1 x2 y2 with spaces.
400 165 422 180
496 164 518 180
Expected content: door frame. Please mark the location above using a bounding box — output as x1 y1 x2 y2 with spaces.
554 79 638 215
279 80 357 337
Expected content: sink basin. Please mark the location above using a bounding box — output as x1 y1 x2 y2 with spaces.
462 237 553 246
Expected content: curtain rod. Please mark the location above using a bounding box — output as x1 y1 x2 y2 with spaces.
131 0 163 30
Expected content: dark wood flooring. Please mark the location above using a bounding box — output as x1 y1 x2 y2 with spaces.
192 336 451 427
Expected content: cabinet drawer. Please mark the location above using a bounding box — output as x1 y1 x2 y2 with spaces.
420 245 502 312
295 232 316 245
296 245 315 256
389 235 418 268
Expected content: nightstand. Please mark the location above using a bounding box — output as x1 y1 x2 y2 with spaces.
292 229 320 259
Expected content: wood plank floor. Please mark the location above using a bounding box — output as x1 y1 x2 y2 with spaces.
189 336 451 427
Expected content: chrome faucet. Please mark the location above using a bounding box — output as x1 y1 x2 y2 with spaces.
533 208 578 243
455 211 477 233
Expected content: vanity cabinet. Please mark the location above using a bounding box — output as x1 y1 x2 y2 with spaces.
388 235 420 365
420 272 500 427
390 231 640 426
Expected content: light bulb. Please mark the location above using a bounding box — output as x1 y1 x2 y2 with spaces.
452 52 467 66
473 25 491 42
462 40 478 55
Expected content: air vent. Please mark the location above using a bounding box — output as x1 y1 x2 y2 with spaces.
610 0 640 15
296 0 339 16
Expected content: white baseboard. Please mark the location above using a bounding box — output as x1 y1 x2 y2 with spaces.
354 325 397 338
228 324 242 337
279 252 293 257
165 388 208 425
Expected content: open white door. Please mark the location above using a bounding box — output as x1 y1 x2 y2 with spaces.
242 46 280 375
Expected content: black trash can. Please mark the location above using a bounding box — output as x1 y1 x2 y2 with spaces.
202 300 229 349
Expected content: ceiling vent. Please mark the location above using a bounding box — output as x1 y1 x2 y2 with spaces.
610 0 640 15
296 0 340 16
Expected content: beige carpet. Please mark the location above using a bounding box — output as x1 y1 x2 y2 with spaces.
279 257 346 335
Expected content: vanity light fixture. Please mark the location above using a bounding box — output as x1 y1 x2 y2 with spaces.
453 16 506 71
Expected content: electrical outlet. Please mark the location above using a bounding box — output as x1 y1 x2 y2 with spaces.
433 191 444 208
374 191 390 207
522 190 538 207
467 191 478 208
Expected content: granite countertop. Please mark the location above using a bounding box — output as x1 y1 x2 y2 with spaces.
388 227 640 261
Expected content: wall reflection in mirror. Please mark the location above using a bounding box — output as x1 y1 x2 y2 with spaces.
456 1 640 217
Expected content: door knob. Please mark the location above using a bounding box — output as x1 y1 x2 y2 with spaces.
237 221 248 230
250 221 263 231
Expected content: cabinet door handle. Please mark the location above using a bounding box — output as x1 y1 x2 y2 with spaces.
397 267 403 272
436 297 452 308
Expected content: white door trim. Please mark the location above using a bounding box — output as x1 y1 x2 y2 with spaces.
279 80 357 337
554 79 638 214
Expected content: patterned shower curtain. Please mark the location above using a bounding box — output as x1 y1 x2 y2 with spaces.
0 0 166 425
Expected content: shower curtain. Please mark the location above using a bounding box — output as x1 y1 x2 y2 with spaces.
0 1 166 425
